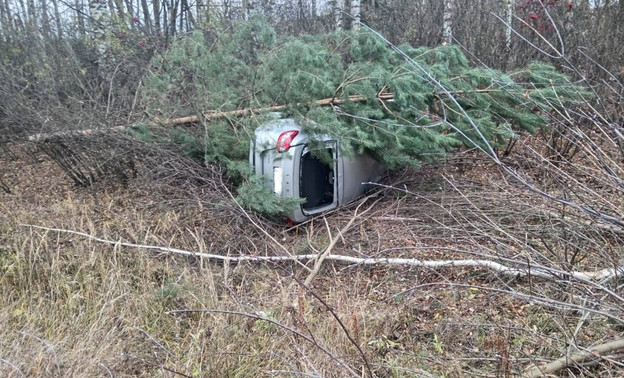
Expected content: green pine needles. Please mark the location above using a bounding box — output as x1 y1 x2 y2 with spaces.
141 17 589 215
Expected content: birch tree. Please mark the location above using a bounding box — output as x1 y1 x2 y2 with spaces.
351 0 360 31
504 0 512 50
442 0 453 44
334 0 344 31
89 0 110 61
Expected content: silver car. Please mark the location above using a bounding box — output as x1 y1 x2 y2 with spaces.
250 118 385 222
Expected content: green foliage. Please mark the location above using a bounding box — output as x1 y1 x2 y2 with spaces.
236 174 304 216
142 17 278 120
171 128 204 161
125 124 153 142
141 21 589 214
258 38 341 104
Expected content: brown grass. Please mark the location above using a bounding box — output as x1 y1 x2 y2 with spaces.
1 140 623 377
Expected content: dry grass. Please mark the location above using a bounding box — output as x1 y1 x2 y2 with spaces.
1 140 623 377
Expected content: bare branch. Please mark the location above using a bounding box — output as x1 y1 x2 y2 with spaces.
304 196 379 287
524 338 624 377
21 224 624 282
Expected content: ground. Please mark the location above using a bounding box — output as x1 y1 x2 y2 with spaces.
1 140 622 377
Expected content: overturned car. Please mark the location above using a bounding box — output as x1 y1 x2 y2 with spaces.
250 118 385 222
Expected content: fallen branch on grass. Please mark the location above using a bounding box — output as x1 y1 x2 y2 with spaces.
21 224 624 282
524 338 624 377
0 358 25 378
303 197 379 287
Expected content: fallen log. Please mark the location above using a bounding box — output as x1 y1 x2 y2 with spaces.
523 338 624 377
26 93 395 142
22 223 624 282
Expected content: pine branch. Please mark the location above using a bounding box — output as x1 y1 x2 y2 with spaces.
22 86 506 142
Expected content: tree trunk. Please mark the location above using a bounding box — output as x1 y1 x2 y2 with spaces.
40 0 51 38
169 0 179 36
442 0 453 44
163 0 168 36
153 0 161 33
351 0 360 31
504 0 512 50
183 0 195 30
89 0 110 62
335 0 344 31
76 0 86 37
140 0 152 31
179 0 185 32
51 0 63 38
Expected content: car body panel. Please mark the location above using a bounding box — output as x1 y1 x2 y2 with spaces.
251 118 385 222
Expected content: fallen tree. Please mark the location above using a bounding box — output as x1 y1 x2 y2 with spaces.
141 25 589 170
25 93 395 142
22 224 624 283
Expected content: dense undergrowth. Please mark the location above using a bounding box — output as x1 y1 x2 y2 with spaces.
1 12 623 378
1 143 622 377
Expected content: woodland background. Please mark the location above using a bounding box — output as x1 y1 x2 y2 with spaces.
1 0 624 377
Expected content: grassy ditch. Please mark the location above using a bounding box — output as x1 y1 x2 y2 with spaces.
1 140 623 377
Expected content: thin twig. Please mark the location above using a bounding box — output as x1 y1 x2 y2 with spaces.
168 309 359 377
0 358 25 377
304 197 379 287
294 277 374 378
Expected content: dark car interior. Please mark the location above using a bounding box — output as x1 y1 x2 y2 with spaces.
300 149 335 211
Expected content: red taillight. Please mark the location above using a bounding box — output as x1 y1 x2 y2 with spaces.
276 130 299 153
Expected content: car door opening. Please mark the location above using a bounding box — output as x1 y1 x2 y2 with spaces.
300 149 335 211
252 119 385 222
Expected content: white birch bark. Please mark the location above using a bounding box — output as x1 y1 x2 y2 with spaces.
504 0 513 50
335 0 344 31
26 224 624 283
89 0 109 59
442 0 453 44
351 0 360 31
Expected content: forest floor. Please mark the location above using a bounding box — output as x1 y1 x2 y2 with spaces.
1 140 622 377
